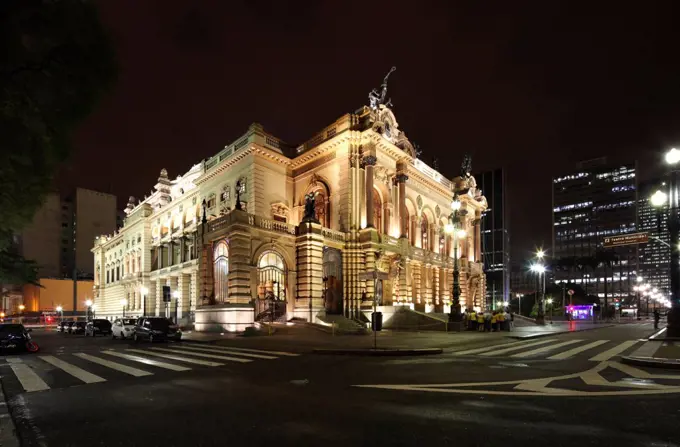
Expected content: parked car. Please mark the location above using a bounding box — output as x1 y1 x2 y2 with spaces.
132 317 181 343
85 319 112 337
0 324 39 352
69 321 87 335
58 321 74 333
111 318 137 339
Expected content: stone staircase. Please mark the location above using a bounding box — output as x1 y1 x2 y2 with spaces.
316 314 367 334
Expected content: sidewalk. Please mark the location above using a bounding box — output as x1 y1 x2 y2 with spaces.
179 320 613 353
621 326 680 369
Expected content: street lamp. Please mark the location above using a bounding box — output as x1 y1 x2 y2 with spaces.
531 263 547 324
56 305 63 323
546 297 554 323
140 286 149 317
172 290 180 322
651 147 680 336
446 196 465 320
515 293 524 316
91 304 97 319
120 298 128 317
536 249 545 259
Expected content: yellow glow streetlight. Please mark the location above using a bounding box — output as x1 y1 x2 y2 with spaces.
536 249 545 259
666 147 680 165
18 305 25 312
651 190 668 207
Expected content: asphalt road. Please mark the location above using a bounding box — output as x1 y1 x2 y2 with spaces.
2 324 679 447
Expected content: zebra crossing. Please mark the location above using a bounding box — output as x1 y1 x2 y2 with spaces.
0 344 299 394
452 338 651 361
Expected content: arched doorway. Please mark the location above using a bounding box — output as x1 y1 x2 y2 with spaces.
323 247 343 315
256 250 286 320
213 241 229 302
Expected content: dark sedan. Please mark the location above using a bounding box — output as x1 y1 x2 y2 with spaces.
85 319 112 337
0 324 38 352
69 321 87 334
132 317 181 343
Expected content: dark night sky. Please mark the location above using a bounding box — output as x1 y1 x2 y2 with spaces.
62 0 680 261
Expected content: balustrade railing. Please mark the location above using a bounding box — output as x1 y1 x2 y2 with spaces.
321 228 345 242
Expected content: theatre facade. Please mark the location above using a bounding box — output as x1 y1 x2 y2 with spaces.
92 89 488 331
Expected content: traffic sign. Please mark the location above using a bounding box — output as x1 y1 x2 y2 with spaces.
603 232 648 248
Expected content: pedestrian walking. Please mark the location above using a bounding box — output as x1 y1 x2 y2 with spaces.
654 309 661 330
477 312 485 332
509 311 515 331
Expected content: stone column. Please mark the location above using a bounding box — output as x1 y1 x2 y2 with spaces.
383 203 391 235
433 267 440 306
474 218 482 263
397 173 409 238
164 277 173 319
414 216 422 248
190 271 198 317
180 237 185 263
398 259 408 304
227 229 252 305
364 250 376 304
178 273 190 322
413 261 422 307
296 221 324 322
440 267 449 308
364 155 377 228
155 280 162 316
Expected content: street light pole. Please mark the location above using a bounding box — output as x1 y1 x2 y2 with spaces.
446 196 465 320
651 148 680 336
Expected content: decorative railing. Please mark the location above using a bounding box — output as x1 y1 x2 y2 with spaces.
381 234 399 247
412 158 454 190
321 228 345 243
249 214 297 235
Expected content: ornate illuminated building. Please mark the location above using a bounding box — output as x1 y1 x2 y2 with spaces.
92 72 488 331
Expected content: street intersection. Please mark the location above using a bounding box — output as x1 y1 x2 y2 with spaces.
2 323 679 447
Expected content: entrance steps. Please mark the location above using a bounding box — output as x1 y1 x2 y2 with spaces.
383 307 449 332
316 314 367 334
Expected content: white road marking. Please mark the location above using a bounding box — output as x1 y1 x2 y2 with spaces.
452 339 554 356
9 363 50 392
73 353 153 377
39 356 106 384
149 347 252 363
627 341 661 358
511 340 582 358
477 339 557 357
588 340 639 362
197 345 299 356
105 350 193 370
122 349 222 368
173 345 277 359
547 340 609 360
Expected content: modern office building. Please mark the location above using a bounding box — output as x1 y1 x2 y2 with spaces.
477 168 510 307
552 158 638 304
17 188 117 280
637 178 670 300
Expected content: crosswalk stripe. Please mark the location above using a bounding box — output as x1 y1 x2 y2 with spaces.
121 349 221 368
149 347 252 363
589 340 640 362
73 353 153 377
9 361 50 392
106 350 194 370
477 339 557 357
547 340 609 360
511 340 583 358
199 345 300 357
627 341 661 358
453 339 555 356
39 356 106 384
173 345 278 359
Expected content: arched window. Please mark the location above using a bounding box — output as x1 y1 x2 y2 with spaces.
421 214 429 250
306 180 331 228
258 251 286 300
373 188 382 231
213 241 229 302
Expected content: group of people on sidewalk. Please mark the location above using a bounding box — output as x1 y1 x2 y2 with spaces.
463 309 514 332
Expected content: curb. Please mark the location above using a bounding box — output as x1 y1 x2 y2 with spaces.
0 384 20 447
312 348 443 357
621 356 680 370
506 324 616 339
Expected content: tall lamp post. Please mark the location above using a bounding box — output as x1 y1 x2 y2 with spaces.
56 305 63 324
651 147 680 336
445 195 466 320
121 298 128 318
140 286 149 317
172 290 180 323
531 263 546 324
515 293 523 316
546 297 554 324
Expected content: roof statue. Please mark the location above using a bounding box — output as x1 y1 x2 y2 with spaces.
368 66 396 110
461 154 472 178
